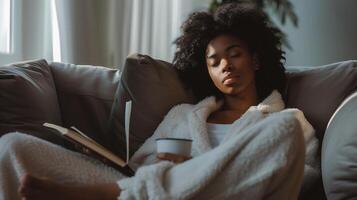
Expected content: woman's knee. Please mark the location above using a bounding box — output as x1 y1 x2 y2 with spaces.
0 132 36 154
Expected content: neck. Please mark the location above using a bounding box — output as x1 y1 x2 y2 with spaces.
221 87 259 114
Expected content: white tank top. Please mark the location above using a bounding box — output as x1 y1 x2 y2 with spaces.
206 123 232 148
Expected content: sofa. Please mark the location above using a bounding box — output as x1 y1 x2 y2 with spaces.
0 54 356 199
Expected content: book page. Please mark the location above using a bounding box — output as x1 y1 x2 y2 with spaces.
125 100 132 164
43 123 126 167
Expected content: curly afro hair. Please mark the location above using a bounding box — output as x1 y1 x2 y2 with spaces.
173 2 286 102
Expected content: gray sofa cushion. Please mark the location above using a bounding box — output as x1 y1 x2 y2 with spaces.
109 54 195 158
322 91 357 199
285 60 357 141
0 59 64 144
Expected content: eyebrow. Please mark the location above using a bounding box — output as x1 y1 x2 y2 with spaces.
206 44 242 59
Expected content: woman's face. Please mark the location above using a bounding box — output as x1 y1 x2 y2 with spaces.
205 34 257 96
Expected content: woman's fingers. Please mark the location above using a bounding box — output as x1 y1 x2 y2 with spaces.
156 152 191 163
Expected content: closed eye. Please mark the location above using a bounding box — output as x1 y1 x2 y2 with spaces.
207 58 219 67
229 52 241 58
211 62 219 67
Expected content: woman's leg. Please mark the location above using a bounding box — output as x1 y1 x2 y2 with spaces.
0 132 125 200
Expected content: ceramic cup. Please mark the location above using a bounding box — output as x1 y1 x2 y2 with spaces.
156 138 192 157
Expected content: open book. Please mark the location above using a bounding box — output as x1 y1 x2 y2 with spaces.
43 101 135 177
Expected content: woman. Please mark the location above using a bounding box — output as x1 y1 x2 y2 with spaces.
0 2 318 200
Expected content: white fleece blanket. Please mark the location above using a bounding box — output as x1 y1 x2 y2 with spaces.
117 90 319 199
0 133 126 200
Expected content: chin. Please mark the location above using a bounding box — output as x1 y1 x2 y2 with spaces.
223 86 247 96
223 89 241 96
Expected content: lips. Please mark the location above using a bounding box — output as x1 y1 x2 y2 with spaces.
222 74 240 85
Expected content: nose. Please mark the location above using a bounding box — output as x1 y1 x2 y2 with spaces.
220 58 232 72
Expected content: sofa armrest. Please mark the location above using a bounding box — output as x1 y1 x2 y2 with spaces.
322 91 357 199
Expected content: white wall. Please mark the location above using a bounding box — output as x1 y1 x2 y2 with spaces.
273 0 357 66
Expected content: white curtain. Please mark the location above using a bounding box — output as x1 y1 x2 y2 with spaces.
55 0 197 68
21 0 53 61
0 0 11 54
1 0 209 67
126 0 181 63
0 0 54 65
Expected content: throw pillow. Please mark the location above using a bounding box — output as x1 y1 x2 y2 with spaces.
108 54 195 158
322 91 357 199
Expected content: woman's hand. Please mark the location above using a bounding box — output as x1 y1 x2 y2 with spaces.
156 153 191 164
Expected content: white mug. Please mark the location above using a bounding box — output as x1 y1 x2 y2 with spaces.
156 138 192 157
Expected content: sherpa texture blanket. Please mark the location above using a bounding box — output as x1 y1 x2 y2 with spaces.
117 90 319 199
